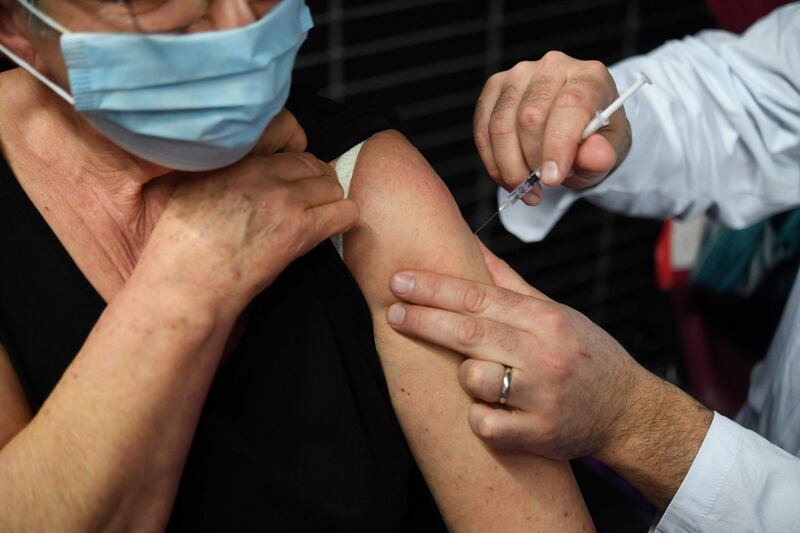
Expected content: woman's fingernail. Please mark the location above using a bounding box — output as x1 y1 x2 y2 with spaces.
541 160 559 184
391 273 415 295
387 304 407 326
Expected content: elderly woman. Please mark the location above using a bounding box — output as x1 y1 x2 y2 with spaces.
0 1 593 531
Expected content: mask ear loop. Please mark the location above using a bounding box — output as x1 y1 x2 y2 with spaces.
0 45 75 105
0 0 75 104
17 0 71 34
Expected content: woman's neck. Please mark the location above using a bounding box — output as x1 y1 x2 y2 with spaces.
0 69 178 301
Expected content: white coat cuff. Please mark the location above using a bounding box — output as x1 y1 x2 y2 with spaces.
654 412 742 532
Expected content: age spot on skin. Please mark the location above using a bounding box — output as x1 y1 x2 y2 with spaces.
578 351 592 360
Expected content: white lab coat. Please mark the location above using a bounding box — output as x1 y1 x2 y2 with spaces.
500 3 800 531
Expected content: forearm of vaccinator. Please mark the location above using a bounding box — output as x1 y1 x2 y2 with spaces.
0 271 237 532
594 371 713 510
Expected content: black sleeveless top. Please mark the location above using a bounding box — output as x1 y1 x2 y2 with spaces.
0 87 446 532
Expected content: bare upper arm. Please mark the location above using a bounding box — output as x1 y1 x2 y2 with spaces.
0 343 32 449
341 130 593 532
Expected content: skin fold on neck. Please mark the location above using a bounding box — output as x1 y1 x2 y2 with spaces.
0 68 178 302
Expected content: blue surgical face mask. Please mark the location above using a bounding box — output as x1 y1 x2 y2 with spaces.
0 0 313 171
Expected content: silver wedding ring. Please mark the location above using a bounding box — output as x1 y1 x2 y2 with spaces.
498 366 513 405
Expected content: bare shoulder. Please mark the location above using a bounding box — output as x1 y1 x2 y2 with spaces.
347 130 461 223
343 130 485 308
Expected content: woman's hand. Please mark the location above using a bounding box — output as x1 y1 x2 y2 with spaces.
474 52 631 204
385 241 649 461
137 152 358 316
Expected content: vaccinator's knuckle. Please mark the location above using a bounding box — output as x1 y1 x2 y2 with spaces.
497 329 521 355
517 104 547 131
485 72 505 89
462 285 490 314
554 88 589 110
519 301 542 329
551 358 574 385
540 305 566 331
551 309 569 331
464 362 488 394
509 60 533 76
473 125 491 149
414 310 439 336
426 276 444 302
583 60 609 79
488 116 515 139
540 50 567 66
499 288 526 309
457 318 485 347
475 414 500 441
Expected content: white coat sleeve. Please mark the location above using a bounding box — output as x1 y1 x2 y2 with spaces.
654 413 800 532
500 3 800 242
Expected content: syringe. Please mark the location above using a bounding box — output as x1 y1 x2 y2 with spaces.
474 72 652 234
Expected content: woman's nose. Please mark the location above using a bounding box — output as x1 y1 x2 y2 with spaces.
189 0 258 32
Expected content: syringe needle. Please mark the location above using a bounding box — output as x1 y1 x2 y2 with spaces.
472 210 501 235
473 171 539 234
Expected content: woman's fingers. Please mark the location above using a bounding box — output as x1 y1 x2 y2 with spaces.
251 108 308 155
306 199 360 243
291 176 345 206
250 152 336 182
